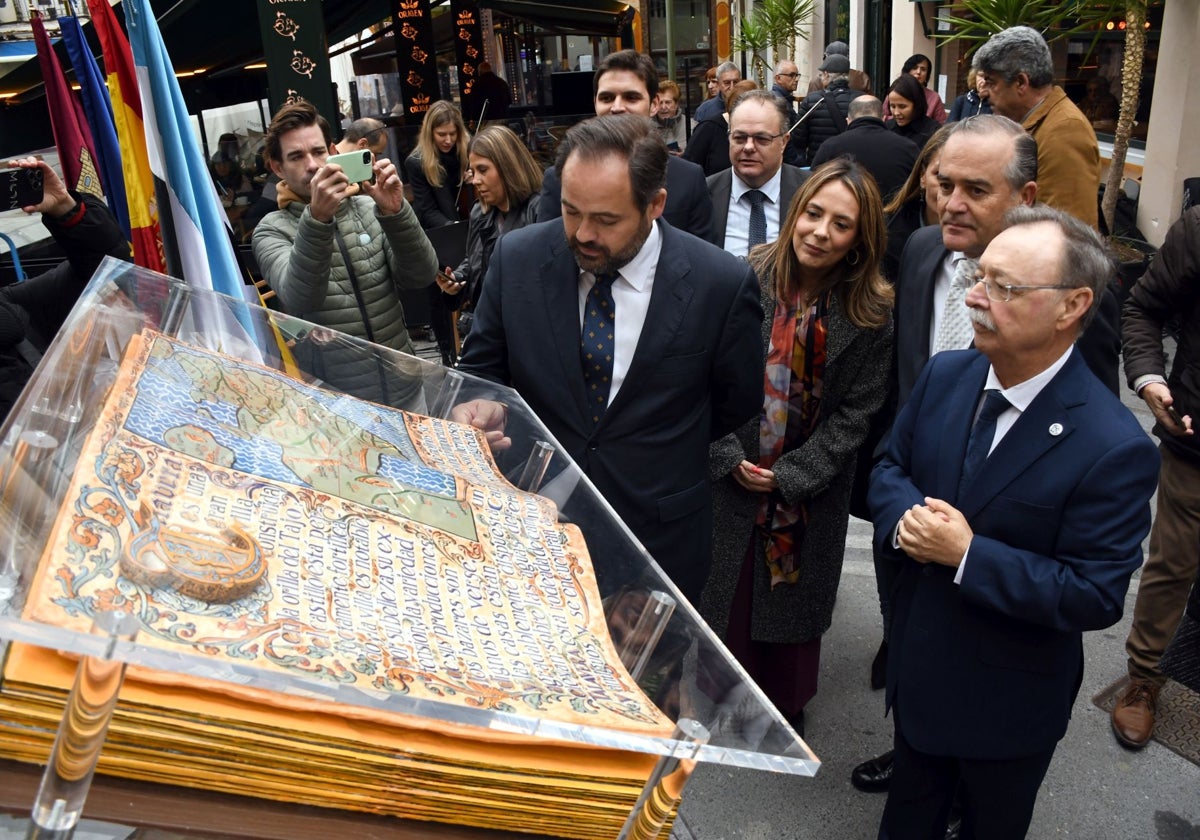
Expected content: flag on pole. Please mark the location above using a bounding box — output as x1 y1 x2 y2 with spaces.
122 0 242 299
58 6 131 241
84 0 164 272
123 0 277 365
30 11 104 200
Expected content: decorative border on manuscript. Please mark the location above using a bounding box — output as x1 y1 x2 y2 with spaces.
23 331 671 734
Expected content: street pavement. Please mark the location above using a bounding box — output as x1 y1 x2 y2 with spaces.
678 356 1200 839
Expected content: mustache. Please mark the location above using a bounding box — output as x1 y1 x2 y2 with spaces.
967 306 995 332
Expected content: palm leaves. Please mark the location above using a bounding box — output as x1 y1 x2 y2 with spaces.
734 0 818 86
935 0 1123 54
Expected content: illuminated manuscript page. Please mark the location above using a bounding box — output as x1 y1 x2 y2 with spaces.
23 331 671 735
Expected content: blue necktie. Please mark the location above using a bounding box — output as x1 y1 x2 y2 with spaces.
581 272 618 425
959 389 1011 497
746 189 767 248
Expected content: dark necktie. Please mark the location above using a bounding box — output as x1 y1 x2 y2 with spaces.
959 389 1011 497
746 189 767 248
581 271 618 425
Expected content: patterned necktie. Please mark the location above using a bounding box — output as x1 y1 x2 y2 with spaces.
933 257 978 354
746 189 767 248
959 389 1011 497
581 271 618 425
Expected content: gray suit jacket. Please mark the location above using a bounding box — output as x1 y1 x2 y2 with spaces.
706 165 808 251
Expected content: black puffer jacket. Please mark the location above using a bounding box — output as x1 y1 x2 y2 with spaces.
792 79 859 165
1122 205 1200 462
1 195 131 422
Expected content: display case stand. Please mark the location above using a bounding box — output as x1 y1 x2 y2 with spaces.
618 718 709 840
26 612 139 839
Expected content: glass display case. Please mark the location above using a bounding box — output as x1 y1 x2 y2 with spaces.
0 259 817 837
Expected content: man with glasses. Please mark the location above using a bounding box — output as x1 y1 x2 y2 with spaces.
706 90 806 257
693 61 741 125
850 117 1122 827
868 201 1158 840
334 118 389 158
771 61 803 167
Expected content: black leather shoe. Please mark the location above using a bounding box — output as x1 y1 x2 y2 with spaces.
850 749 893 792
870 640 888 690
944 813 962 839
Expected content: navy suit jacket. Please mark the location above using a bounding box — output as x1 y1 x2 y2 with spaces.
537 155 717 245
894 225 1122 405
457 219 763 600
705 164 808 251
869 349 1158 759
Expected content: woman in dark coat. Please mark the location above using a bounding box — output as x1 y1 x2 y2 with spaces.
404 100 470 365
881 123 951 282
885 74 939 152
437 125 542 339
701 159 894 732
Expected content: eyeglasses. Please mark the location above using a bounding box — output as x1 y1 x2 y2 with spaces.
974 276 1077 302
777 72 800 78
730 131 787 147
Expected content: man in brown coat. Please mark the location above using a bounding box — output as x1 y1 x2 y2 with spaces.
973 25 1100 229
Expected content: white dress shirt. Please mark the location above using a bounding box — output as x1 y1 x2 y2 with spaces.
929 251 972 353
724 167 784 258
577 220 662 405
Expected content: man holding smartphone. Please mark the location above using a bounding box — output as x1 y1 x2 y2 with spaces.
252 101 436 404
1110 206 1200 750
1 157 131 421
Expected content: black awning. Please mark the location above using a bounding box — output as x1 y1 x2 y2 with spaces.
479 0 633 35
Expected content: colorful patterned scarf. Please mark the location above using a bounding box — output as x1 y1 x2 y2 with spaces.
756 290 828 588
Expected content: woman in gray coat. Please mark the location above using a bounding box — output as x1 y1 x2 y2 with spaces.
700 159 894 732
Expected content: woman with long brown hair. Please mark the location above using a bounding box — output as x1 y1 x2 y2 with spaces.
437 125 542 342
702 159 894 735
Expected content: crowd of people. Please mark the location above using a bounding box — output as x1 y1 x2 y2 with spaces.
5 22 1195 840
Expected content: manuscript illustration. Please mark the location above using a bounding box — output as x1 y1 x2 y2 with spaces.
25 331 671 733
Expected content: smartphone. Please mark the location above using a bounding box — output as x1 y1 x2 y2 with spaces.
1165 404 1185 426
1 167 44 211
327 150 375 183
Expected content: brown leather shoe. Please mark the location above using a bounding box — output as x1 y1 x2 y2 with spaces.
1111 677 1160 749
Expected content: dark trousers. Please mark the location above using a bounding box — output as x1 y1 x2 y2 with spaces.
879 715 1055 840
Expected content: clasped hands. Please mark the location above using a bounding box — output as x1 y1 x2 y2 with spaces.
896 497 973 567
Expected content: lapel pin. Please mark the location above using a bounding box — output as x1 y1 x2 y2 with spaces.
1049 423 1063 436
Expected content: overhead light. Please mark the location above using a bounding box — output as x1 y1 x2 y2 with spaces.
0 92 17 99
175 68 206 77
244 62 267 70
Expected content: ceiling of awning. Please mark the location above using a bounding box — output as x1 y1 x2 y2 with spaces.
1 0 631 105
0 0 394 103
479 0 633 35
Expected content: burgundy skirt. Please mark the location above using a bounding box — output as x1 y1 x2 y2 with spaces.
722 532 821 720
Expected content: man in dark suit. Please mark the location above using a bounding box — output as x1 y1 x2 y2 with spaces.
537 50 716 244
706 89 807 257
455 115 763 602
852 116 1123 803
810 95 919 204
869 204 1159 838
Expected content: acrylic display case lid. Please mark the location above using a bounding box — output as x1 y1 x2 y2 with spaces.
0 258 818 778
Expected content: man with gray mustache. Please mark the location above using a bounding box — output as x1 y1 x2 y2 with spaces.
851 115 1122 808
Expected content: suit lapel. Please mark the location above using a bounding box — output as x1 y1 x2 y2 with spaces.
604 223 693 422
935 354 989 499
914 243 946 361
958 351 1090 517
710 171 731 249
540 240 592 426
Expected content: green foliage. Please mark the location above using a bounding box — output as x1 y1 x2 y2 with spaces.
757 0 818 58
935 0 1123 54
